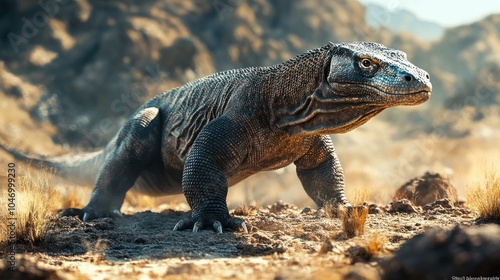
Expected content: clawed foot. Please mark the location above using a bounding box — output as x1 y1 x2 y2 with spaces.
59 207 123 222
173 215 248 234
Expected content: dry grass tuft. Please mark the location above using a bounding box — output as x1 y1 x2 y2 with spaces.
467 168 500 220
364 234 387 256
338 205 368 238
347 234 387 263
0 166 60 246
324 188 370 237
233 202 260 216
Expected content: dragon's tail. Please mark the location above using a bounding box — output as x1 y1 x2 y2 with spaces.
0 140 109 186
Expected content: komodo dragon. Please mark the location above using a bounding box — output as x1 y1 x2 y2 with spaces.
1 42 432 233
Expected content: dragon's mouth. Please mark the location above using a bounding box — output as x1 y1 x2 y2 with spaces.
331 82 431 105
379 89 431 99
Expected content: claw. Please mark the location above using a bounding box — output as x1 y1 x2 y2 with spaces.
193 221 203 232
241 222 248 233
213 221 223 234
173 223 180 231
173 220 185 231
111 209 123 218
82 212 90 222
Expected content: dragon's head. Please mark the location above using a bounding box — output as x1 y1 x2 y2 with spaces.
326 41 431 107
276 42 432 135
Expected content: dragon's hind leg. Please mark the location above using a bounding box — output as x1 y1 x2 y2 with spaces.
60 107 162 221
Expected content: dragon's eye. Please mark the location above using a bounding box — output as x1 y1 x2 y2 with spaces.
361 59 372 68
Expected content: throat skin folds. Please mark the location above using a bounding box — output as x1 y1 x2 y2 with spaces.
269 47 385 136
274 84 386 136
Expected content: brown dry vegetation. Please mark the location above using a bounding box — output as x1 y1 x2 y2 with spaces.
467 166 500 221
0 166 59 246
337 205 369 238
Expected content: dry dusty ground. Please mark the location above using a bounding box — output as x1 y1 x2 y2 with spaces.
0 199 478 280
0 108 498 280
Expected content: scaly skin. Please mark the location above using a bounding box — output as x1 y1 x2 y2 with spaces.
1 42 432 233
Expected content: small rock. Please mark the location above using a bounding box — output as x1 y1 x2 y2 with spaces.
300 207 312 214
348 246 370 264
389 199 419 214
457 199 467 207
368 204 382 214
269 200 294 213
251 232 273 244
423 198 454 211
318 241 333 255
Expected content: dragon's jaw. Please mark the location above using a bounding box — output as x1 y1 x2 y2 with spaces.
275 82 431 136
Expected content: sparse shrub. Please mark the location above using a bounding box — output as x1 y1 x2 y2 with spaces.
467 168 500 221
0 166 60 246
364 234 387 256
338 205 368 238
233 202 260 216
324 188 370 238
348 234 387 263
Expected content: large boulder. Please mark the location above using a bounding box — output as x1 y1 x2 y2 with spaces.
382 225 500 279
394 172 458 206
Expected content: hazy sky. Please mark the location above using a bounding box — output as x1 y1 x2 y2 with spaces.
359 0 500 27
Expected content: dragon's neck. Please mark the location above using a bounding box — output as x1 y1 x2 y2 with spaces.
267 44 385 136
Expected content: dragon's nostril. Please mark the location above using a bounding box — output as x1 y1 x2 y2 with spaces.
404 75 413 82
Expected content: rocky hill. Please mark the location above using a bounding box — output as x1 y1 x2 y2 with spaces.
0 0 373 148
364 3 444 41
426 14 500 105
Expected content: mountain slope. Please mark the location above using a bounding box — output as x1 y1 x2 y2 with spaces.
364 3 444 41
